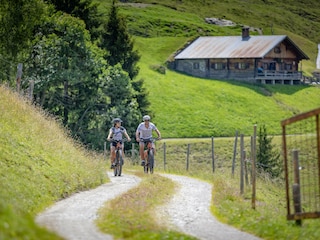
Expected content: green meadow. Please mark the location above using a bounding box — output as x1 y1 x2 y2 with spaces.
1 0 320 239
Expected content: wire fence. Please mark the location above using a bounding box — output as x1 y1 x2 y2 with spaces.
281 107 320 224
104 126 269 208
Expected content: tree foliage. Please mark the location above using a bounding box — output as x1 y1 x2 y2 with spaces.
102 65 141 137
0 0 150 150
0 0 47 81
257 124 282 178
25 12 109 149
131 78 151 117
99 0 140 79
44 0 102 40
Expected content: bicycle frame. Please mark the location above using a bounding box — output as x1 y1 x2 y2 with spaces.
113 140 124 177
141 138 155 174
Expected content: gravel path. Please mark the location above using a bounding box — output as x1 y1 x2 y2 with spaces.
36 172 261 240
36 172 141 240
159 174 260 240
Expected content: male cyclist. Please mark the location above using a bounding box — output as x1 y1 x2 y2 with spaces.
135 115 161 166
107 118 131 169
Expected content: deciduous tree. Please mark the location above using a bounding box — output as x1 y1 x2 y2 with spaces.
0 0 46 81
44 0 102 40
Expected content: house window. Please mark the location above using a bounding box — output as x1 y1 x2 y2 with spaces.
235 62 249 70
211 62 225 70
193 62 199 69
274 46 281 53
285 63 292 70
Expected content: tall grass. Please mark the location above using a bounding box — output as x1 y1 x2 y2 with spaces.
96 172 197 240
0 85 108 239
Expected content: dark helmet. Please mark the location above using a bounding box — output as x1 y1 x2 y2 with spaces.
112 118 122 124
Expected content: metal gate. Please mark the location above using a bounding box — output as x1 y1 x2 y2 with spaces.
281 107 320 222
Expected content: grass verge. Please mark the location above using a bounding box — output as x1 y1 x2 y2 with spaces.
96 171 197 240
0 85 109 239
211 172 320 240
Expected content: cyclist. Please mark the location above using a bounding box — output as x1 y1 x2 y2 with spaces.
135 115 161 166
107 118 131 169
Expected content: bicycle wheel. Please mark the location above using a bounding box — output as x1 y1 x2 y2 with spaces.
144 163 148 173
148 149 154 174
143 150 148 173
118 155 123 176
114 151 120 176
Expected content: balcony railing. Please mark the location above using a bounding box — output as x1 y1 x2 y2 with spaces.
256 70 302 79
255 70 303 84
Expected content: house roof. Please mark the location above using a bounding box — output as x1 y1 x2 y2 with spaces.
174 35 309 60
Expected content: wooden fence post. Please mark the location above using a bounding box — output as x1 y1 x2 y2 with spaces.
186 144 190 171
292 150 302 225
16 63 23 93
232 131 238 177
240 134 244 195
244 150 249 185
211 136 215 173
131 143 135 159
104 141 107 161
163 142 166 171
252 125 257 209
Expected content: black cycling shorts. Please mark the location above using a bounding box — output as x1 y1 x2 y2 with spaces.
111 141 122 147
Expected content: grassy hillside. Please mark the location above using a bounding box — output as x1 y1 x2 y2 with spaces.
0 86 108 239
134 36 320 137
95 1 320 138
97 0 320 72
1 1 320 239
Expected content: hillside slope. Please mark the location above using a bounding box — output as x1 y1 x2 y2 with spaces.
134 37 320 137
95 1 320 138
0 85 108 239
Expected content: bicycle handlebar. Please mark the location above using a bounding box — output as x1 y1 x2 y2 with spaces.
138 137 160 143
107 138 130 143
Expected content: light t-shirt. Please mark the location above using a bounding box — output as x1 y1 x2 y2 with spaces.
110 127 127 141
136 122 157 139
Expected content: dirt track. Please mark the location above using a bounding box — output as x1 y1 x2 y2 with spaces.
36 172 260 240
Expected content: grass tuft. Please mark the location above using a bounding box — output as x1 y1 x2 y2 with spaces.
96 173 197 239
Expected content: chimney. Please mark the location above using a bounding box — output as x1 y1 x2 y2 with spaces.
242 27 250 39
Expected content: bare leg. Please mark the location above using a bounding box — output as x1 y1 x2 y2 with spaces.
139 143 145 165
110 146 116 167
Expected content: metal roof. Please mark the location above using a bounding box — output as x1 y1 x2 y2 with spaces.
174 35 309 60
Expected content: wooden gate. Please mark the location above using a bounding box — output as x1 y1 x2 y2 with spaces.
281 108 320 222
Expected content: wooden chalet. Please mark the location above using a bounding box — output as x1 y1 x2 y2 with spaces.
173 28 309 85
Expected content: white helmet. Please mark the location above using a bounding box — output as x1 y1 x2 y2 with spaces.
142 115 151 121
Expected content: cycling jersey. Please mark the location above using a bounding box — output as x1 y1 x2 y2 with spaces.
110 126 127 141
136 122 157 139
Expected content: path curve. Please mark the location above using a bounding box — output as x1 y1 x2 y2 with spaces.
36 172 261 240
159 174 260 240
36 172 141 240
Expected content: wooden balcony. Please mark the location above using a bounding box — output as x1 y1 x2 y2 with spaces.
255 70 303 85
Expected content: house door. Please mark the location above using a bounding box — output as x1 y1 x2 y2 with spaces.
269 62 276 70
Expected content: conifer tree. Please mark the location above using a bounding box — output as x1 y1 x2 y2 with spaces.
100 0 140 79
131 78 151 116
257 124 282 178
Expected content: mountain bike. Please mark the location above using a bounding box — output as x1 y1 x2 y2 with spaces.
110 139 125 177
140 138 158 174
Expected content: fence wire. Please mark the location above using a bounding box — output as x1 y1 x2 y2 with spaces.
281 108 320 221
